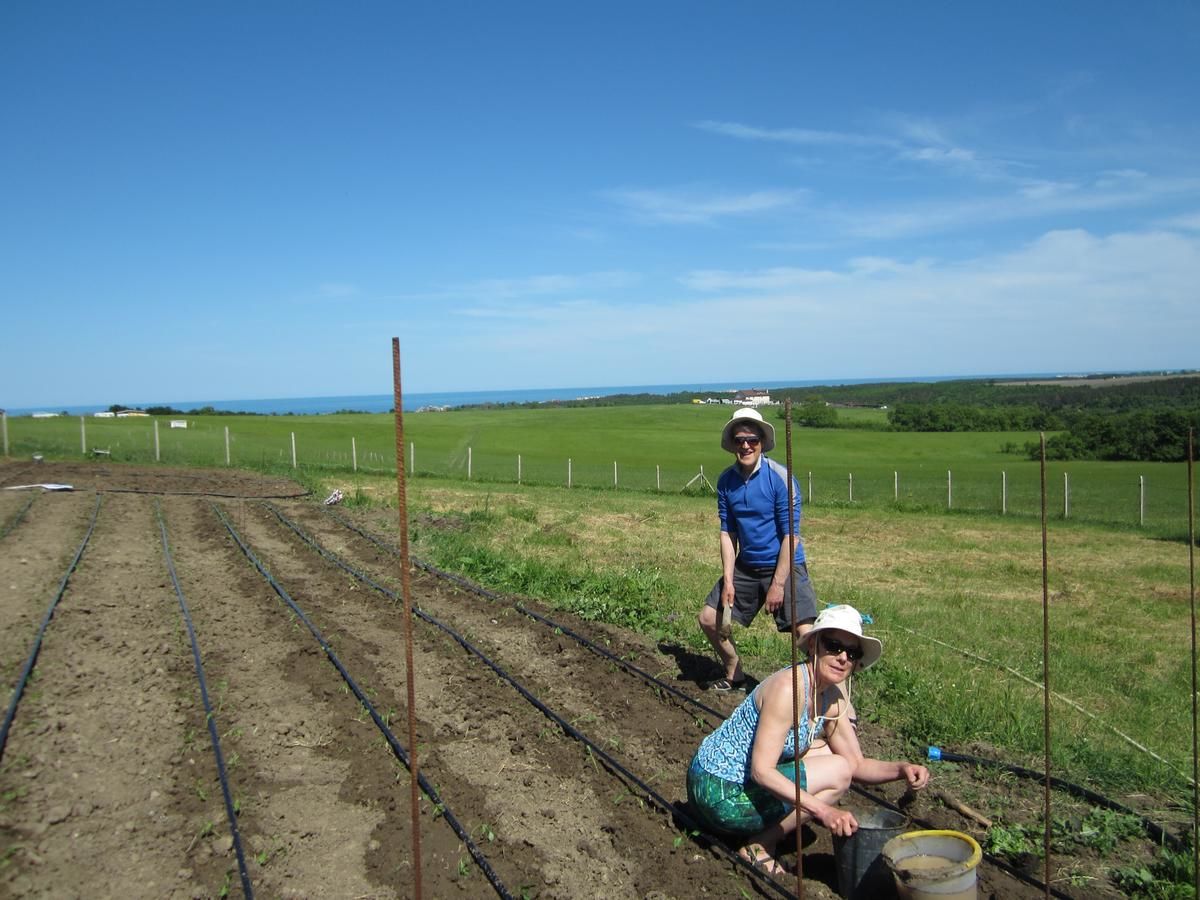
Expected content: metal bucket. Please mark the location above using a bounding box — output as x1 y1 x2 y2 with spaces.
832 808 908 898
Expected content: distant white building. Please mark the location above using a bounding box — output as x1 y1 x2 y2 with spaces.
734 389 773 407
170 420 188 429
94 411 116 418
32 412 59 418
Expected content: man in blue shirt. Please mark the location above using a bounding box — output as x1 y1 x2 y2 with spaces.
698 408 817 691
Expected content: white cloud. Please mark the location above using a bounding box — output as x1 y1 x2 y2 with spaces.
403 225 1199 386
607 187 807 225
693 119 895 150
1161 211 1200 231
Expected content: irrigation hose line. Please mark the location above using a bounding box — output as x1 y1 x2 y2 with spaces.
324 507 729 723
926 749 1185 852
155 501 254 900
0 493 37 541
266 503 797 900
212 502 515 900
0 494 101 759
321 505 1192 881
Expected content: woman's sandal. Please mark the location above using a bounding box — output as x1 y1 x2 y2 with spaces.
738 843 790 877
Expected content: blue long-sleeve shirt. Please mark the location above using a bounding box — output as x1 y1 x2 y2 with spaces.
717 456 805 568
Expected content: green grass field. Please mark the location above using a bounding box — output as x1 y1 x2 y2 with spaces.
6 405 1193 535
345 473 1197 812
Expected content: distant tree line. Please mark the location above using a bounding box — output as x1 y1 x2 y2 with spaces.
886 403 1059 432
1034 409 1200 462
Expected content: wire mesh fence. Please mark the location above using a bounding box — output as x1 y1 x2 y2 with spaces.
4 413 1194 534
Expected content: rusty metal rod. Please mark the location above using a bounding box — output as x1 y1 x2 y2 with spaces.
1040 433 1052 897
1188 428 1197 900
784 399 805 899
392 338 423 899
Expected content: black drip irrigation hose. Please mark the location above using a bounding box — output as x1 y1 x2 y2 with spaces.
0 494 101 760
325 509 729 723
0 494 37 541
155 502 254 900
99 487 309 500
928 747 1187 852
211 503 514 900
273 504 797 899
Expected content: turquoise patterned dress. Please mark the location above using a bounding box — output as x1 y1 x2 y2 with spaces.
687 666 827 835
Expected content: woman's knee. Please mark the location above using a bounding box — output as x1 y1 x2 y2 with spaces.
699 605 717 630
805 753 853 797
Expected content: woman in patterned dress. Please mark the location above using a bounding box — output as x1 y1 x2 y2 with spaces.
686 605 930 875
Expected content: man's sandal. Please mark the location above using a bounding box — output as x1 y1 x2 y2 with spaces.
709 676 748 692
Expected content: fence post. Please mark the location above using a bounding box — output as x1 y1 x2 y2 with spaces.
947 469 952 509
893 471 898 501
613 460 618 488
291 432 297 469
468 446 472 480
517 454 522 485
1063 472 1070 519
80 416 86 455
848 473 853 502
154 419 160 462
1002 471 1007 515
409 441 414 474
568 458 572 488
225 426 231 466
656 464 661 491
352 437 357 472
808 471 813 503
1139 475 1145 526
2 412 7 456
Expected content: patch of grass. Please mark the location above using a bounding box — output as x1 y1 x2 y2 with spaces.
361 473 1199 806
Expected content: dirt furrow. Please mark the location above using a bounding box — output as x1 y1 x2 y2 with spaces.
0 493 215 898
0 493 98 686
239 501 749 899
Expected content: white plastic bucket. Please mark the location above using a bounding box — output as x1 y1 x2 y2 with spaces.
882 830 981 900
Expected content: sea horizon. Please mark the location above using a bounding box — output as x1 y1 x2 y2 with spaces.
1 370 1167 417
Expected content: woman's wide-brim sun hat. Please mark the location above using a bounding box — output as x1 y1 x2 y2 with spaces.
805 604 883 669
720 408 776 453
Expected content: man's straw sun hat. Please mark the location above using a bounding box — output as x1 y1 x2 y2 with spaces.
720 408 776 454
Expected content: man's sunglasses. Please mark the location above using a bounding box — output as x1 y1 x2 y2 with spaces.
732 435 761 447
820 636 863 661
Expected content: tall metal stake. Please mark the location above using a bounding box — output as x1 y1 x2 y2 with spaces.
784 400 805 898
1187 429 1197 900
392 338 424 899
1039 434 1052 897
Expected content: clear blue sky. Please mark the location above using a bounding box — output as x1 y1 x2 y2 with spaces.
3 2 1198 408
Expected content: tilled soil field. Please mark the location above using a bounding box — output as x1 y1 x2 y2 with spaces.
0 463 1135 898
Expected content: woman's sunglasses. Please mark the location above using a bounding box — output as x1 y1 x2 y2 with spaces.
732 435 761 447
820 635 864 661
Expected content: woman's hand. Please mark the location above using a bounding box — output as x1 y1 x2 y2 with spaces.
900 763 930 790
816 802 858 837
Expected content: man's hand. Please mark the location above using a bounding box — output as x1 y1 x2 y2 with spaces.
721 581 736 607
764 582 784 612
